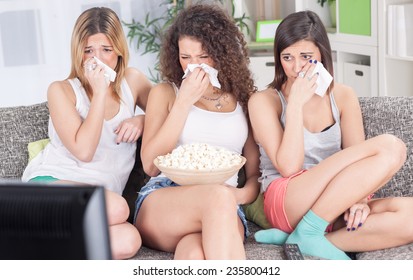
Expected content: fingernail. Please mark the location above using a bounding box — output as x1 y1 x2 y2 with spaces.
352 227 356 231
347 228 350 231
314 60 318 64
358 223 363 227
116 143 120 145
309 59 313 63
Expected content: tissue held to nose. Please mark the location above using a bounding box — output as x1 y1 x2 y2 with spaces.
182 63 221 89
93 56 117 82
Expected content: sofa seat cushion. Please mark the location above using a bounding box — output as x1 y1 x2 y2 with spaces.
356 243 413 260
131 221 320 260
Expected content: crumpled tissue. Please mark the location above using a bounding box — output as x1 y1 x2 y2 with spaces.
182 63 221 89
93 56 117 82
311 61 333 97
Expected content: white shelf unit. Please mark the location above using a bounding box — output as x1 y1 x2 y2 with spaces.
295 0 379 97
249 55 275 91
378 0 413 97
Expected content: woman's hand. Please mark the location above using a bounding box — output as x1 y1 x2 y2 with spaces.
84 58 109 97
177 67 211 107
344 201 371 231
115 115 144 144
289 62 318 107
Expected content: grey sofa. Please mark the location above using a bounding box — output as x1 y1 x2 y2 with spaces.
1 97 413 260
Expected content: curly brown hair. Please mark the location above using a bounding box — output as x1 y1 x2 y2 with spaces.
159 4 256 112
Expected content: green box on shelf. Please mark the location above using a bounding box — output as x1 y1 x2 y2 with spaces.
256 20 282 42
339 0 371 36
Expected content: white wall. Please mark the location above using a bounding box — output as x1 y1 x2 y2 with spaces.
0 0 161 108
0 0 294 108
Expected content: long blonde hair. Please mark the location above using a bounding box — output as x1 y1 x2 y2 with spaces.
68 7 129 102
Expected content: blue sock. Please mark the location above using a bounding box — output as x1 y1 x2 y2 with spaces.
285 210 350 260
254 228 289 245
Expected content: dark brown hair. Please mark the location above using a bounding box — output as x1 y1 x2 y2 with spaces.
269 10 334 92
159 4 256 112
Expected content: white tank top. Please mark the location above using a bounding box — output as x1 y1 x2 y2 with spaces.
22 78 137 195
168 83 249 187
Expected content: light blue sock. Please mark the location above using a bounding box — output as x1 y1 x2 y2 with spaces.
285 210 350 260
254 228 289 245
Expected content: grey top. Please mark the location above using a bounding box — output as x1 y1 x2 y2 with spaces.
259 90 342 192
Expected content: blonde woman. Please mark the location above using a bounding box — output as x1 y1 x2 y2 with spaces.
22 7 152 259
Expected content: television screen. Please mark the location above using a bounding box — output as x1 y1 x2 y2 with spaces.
0 182 112 260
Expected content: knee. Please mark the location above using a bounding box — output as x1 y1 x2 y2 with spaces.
377 134 406 171
399 199 413 243
175 244 205 260
207 185 238 215
132 228 143 254
112 225 142 260
108 196 130 225
124 228 142 259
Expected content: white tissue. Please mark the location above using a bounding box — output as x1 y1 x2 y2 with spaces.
93 56 117 83
311 61 333 97
182 63 221 89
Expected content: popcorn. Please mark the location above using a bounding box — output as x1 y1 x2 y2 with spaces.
156 143 243 170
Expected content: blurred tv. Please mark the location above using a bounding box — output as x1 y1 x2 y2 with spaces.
0 182 111 260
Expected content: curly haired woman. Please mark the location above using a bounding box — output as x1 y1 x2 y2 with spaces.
133 4 260 259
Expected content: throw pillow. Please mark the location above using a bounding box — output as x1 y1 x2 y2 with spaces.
243 193 271 229
28 138 50 162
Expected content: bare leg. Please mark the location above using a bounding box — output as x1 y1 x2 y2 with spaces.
328 197 413 252
136 184 246 259
286 134 406 226
174 215 245 260
105 190 142 259
53 180 141 259
174 233 205 260
283 134 406 259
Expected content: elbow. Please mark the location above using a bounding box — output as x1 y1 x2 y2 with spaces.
278 166 301 178
274 156 304 178
142 160 160 178
274 162 300 178
145 168 160 178
74 151 95 163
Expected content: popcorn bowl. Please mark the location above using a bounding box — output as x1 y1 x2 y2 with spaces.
153 156 246 185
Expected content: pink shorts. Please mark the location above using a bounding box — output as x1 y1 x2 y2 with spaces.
263 170 305 233
264 170 334 233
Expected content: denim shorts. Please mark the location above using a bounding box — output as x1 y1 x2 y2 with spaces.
134 176 250 237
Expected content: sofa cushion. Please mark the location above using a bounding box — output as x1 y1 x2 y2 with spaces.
28 138 50 162
356 243 413 260
359 97 413 198
0 102 49 179
243 193 271 229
